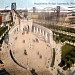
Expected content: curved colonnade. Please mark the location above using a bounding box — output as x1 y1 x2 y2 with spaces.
8 22 55 71
32 23 54 47
9 23 55 48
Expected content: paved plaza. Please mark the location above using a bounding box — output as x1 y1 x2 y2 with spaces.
1 31 53 75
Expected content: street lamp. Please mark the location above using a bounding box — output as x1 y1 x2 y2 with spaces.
5 6 9 10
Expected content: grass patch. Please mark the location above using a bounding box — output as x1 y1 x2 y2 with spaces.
51 48 55 67
0 26 8 36
59 44 75 70
62 44 75 58
53 34 59 44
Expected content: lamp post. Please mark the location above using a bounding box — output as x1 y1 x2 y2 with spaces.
5 6 9 10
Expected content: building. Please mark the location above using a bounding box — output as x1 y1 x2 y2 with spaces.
67 12 75 24
56 6 60 21
0 15 2 25
11 9 22 26
0 10 10 23
11 3 16 10
33 7 36 13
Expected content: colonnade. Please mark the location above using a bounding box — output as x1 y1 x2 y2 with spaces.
32 23 53 44
9 23 54 47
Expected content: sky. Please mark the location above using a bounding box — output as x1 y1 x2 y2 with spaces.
0 0 75 9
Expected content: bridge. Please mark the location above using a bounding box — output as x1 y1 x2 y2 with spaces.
29 6 69 12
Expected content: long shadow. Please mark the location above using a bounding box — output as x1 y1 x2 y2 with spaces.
50 48 55 67
9 50 27 69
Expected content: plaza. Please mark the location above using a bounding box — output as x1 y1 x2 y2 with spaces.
1 28 53 75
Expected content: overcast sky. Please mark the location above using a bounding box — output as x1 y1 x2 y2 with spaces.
0 0 74 9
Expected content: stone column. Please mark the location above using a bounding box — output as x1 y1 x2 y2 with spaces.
49 33 54 48
40 28 41 34
42 30 44 36
48 33 50 43
45 31 48 41
36 27 38 33
49 33 52 44
28 20 32 32
35 26 37 33
7 23 10 30
51 33 53 42
34 26 36 33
